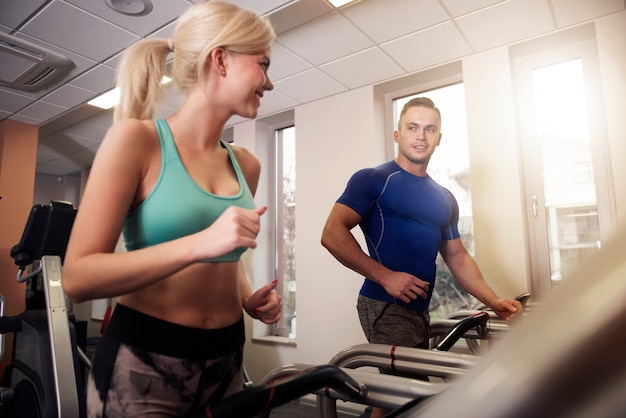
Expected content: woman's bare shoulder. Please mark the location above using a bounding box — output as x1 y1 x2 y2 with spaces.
104 118 157 145
229 144 260 169
228 143 261 194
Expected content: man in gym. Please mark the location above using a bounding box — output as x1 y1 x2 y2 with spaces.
321 97 523 418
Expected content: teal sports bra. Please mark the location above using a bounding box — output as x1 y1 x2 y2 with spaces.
122 119 256 262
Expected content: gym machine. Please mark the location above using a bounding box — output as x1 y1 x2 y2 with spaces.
0 200 86 418
387 223 626 417
189 311 489 417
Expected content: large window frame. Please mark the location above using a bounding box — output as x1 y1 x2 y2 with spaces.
511 24 616 300
250 110 296 343
379 62 480 319
272 124 296 338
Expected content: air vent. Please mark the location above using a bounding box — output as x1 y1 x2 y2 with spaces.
0 32 73 92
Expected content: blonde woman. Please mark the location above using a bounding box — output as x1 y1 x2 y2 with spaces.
62 2 282 416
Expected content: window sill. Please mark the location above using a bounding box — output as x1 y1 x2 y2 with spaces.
251 335 297 347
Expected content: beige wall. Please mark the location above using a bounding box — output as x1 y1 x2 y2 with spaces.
463 47 529 298
0 120 38 381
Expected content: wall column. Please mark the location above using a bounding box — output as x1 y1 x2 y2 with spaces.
0 120 38 381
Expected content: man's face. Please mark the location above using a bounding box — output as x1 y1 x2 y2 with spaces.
394 105 442 166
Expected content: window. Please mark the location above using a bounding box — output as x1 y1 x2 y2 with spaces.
512 25 616 299
248 111 296 342
393 83 478 320
273 125 296 338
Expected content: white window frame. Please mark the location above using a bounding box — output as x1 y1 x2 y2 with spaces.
272 124 296 338
511 24 617 299
250 110 296 344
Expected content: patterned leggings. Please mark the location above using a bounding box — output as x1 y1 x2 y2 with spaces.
87 304 245 418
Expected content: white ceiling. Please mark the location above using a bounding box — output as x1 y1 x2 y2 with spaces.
0 0 623 176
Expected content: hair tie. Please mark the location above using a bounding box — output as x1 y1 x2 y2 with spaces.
167 38 175 53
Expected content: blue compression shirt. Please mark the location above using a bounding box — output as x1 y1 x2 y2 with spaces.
337 160 460 311
122 119 256 262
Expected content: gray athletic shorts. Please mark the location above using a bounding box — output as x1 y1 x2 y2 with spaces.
87 304 245 418
357 295 430 349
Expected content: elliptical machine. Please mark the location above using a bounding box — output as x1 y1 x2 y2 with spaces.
0 200 86 418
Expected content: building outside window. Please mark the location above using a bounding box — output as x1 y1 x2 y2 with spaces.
273 125 296 337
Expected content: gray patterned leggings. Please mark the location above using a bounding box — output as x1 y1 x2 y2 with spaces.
87 304 245 418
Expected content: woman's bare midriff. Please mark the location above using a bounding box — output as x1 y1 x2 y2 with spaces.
117 261 243 329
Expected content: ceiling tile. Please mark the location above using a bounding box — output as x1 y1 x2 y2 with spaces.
39 132 100 155
36 150 58 165
258 90 301 116
16 100 67 124
65 0 189 37
42 84 95 108
65 146 100 165
269 42 314 81
320 47 404 89
274 68 348 103
70 64 117 94
34 163 73 176
439 0 506 17
227 0 300 16
38 105 106 136
21 1 139 62
63 122 109 142
104 51 125 70
0 0 48 28
381 22 472 72
456 0 555 51
277 12 374 65
0 89 33 113
9 114 43 125
79 110 116 132
343 0 448 43
268 0 333 34
551 0 625 27
149 20 177 41
36 157 89 175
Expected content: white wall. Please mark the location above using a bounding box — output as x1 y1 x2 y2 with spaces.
462 48 529 298
242 87 382 381
34 172 80 206
597 11 626 224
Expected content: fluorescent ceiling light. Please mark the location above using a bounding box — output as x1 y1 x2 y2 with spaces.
88 87 119 109
88 76 172 110
327 0 358 7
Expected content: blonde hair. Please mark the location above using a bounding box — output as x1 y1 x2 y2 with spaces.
114 1 276 122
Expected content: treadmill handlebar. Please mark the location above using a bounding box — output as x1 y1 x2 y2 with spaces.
194 364 366 418
433 311 489 351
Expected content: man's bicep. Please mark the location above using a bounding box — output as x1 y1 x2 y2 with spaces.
328 202 362 230
438 238 465 262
